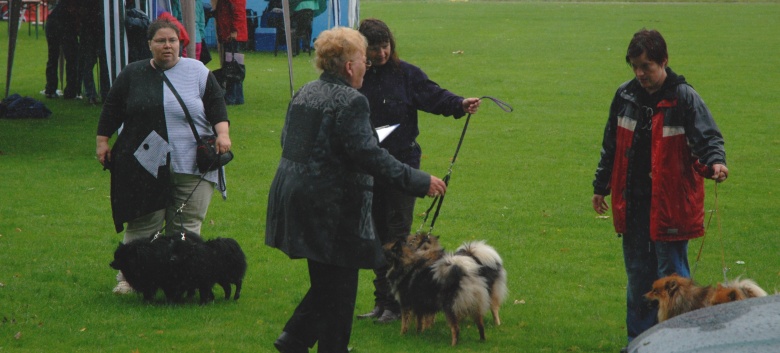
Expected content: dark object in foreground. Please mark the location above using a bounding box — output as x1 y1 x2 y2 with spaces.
110 232 246 304
628 295 780 353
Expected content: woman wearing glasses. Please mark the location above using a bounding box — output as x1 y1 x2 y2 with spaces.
265 27 446 353
355 18 481 323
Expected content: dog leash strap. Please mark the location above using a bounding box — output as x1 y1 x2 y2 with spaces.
713 182 728 283
417 96 514 234
692 181 726 281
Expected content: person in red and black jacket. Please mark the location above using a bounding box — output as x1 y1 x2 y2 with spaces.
591 29 727 350
214 0 247 105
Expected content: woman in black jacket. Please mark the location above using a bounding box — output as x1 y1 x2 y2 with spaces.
265 27 446 353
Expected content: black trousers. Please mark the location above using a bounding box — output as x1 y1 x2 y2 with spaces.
45 17 79 97
283 259 359 353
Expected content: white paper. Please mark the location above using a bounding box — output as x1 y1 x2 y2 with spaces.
375 124 400 143
134 131 173 178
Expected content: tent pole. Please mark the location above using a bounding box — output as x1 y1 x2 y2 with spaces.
282 0 294 98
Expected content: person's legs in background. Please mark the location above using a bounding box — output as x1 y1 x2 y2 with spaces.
222 41 244 105
61 29 80 99
79 30 99 104
44 18 62 98
358 184 415 323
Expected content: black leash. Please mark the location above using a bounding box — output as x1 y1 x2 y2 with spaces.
416 96 513 235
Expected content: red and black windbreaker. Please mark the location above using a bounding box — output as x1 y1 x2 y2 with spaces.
593 69 726 241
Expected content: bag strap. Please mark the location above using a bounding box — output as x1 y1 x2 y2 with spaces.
157 67 203 142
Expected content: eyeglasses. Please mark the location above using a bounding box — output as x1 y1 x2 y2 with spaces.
151 38 179 45
352 59 372 67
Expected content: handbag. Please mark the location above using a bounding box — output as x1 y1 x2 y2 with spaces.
213 49 245 86
159 70 233 173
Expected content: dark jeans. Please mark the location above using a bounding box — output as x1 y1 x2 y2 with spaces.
45 18 79 97
622 196 690 342
368 179 417 312
79 29 109 101
283 260 358 353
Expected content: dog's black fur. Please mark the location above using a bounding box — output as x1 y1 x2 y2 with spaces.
385 240 442 333
384 236 507 346
170 237 247 304
110 232 246 304
109 232 202 301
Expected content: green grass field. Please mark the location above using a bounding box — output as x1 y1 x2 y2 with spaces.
1 1 779 352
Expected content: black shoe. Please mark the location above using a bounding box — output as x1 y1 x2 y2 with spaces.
375 309 400 324
274 332 308 353
357 306 383 320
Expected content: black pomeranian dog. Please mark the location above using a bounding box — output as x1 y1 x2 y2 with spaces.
110 232 246 304
169 237 247 304
109 232 203 301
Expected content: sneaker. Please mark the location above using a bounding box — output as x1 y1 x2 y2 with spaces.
357 306 383 320
375 309 401 323
44 92 59 99
113 280 134 294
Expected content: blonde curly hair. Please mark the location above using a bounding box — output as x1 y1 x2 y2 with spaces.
314 27 367 75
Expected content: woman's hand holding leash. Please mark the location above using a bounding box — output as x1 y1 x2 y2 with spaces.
428 176 447 198
462 98 481 114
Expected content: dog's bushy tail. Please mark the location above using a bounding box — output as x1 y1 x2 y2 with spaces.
454 241 508 318
455 241 501 269
726 277 768 298
432 253 490 320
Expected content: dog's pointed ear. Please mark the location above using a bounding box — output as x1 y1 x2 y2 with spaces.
665 278 679 293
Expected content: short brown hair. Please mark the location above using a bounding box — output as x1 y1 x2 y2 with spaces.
625 29 668 65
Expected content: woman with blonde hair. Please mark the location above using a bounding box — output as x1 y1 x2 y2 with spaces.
265 27 447 353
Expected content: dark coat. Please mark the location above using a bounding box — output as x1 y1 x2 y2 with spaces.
265 73 431 269
97 60 228 233
359 60 466 162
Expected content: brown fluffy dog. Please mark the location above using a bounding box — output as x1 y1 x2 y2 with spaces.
646 273 767 322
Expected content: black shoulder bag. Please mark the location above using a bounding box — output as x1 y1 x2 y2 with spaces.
159 71 234 173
